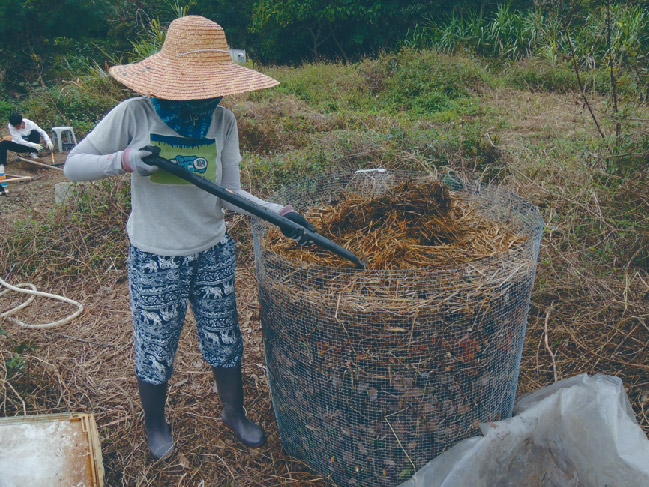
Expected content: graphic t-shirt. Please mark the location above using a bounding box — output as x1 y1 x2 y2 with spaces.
148 133 217 185
66 97 243 256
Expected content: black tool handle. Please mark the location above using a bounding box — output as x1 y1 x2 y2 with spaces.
141 146 365 269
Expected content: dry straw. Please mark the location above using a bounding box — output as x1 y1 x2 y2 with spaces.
265 177 528 270
109 16 279 100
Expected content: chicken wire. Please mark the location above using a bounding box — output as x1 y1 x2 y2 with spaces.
251 170 544 486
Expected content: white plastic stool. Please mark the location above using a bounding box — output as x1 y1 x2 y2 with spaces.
51 127 77 152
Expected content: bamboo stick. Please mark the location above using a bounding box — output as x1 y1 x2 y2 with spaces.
3 175 33 183
15 155 63 171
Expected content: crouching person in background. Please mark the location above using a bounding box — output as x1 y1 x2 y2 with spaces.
2 112 53 161
0 113 54 195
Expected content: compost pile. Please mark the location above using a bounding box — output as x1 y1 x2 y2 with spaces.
265 177 527 269
254 174 542 486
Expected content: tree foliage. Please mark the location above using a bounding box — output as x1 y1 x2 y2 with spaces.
0 0 647 97
250 0 402 62
0 0 115 93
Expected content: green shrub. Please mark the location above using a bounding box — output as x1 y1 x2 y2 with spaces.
21 72 125 136
504 59 581 93
372 49 494 116
263 49 495 119
262 61 371 112
0 98 15 122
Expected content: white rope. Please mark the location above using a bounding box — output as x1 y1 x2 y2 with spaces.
0 277 83 329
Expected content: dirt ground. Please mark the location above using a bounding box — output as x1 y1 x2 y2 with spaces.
0 152 69 220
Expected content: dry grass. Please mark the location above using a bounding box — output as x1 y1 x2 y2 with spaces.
514 168 649 430
495 89 649 434
1 85 648 486
1 264 329 486
232 95 346 155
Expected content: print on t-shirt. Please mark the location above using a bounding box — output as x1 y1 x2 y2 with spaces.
148 133 217 185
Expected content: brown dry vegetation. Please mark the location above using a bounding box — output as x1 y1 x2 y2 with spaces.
1 84 648 487
264 178 528 270
493 92 649 427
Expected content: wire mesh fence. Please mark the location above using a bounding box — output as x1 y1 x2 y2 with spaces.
251 170 543 486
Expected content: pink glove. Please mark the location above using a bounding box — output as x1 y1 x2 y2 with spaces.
121 148 158 176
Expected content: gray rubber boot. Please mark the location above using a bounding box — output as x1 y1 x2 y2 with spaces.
137 379 175 460
212 364 266 448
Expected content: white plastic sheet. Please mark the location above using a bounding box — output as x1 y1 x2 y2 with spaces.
398 374 649 487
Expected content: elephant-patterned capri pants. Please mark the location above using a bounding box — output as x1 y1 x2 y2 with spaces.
128 235 243 385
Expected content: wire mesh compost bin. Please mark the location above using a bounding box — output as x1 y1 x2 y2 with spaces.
251 170 543 486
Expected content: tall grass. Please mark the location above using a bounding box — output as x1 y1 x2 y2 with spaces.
405 6 558 59
405 3 649 98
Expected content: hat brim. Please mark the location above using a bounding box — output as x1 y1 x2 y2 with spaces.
109 52 279 100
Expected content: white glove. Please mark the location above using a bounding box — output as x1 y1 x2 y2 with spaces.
46 141 54 151
121 148 158 176
27 142 43 151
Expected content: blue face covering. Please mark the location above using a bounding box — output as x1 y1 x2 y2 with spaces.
151 97 223 139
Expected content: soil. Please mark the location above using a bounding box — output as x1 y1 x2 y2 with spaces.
0 152 69 226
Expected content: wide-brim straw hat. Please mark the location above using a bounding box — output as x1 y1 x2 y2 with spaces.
109 16 279 100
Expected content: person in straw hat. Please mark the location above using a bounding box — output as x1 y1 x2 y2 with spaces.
64 15 315 460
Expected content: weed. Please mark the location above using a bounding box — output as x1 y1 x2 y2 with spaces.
20 73 125 137
4 340 38 379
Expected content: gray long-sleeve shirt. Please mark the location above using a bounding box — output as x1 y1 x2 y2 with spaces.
64 97 281 256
